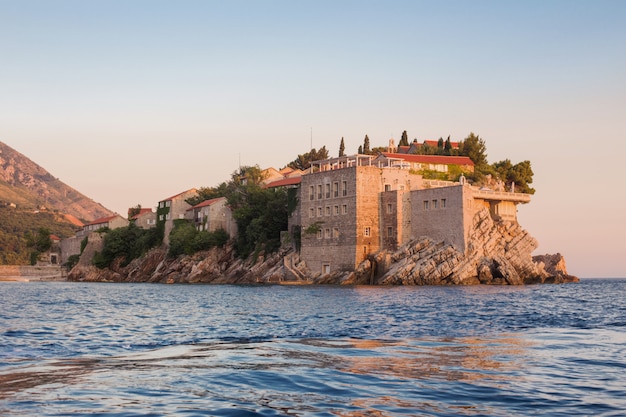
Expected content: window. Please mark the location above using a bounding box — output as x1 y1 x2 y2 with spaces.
317 184 322 200
342 204 347 214
364 227 371 237
159 214 164 221
317 207 323 217
165 213 171 220
387 203 393 214
324 228 331 239
387 226 393 237
384 184 391 192
423 200 429 210
325 183 331 199
333 182 339 197
342 181 347 196
159 202 164 208
317 230 322 239
432 199 438 209
334 205 339 215
325 206 331 216
441 198 447 208
333 227 340 238
309 208 315 218
165 201 171 207
309 186 315 200
322 264 331 274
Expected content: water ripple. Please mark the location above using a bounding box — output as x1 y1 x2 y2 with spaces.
1 280 625 416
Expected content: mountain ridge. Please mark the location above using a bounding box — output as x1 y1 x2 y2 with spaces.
0 141 115 222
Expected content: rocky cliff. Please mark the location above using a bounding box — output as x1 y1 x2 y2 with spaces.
68 209 578 285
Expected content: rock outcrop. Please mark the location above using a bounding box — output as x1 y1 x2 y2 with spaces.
68 209 578 285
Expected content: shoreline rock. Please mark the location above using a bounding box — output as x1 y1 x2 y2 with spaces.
68 209 578 286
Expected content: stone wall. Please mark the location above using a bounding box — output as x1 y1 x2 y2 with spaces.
0 265 65 280
411 184 471 252
60 235 83 264
299 165 421 274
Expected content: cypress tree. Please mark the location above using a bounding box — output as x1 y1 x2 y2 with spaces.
363 135 370 154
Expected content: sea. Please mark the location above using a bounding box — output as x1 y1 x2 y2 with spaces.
1 279 625 416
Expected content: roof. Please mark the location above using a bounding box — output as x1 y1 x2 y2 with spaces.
264 176 302 188
50 234 61 241
381 152 474 166
423 140 460 149
188 197 227 210
84 215 122 227
129 208 153 219
160 188 198 203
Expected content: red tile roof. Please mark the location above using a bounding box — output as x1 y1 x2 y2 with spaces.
128 208 153 219
160 188 198 202
264 176 302 188
381 152 474 166
188 197 226 210
423 140 460 149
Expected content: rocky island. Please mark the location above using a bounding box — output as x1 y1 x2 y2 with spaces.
68 206 577 285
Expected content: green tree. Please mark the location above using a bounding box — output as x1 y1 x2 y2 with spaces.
444 136 452 154
186 182 229 207
460 132 488 168
363 135 371 154
26 228 52 253
128 204 142 220
358 145 363 154
437 138 445 154
288 147 329 171
493 159 535 194
339 137 345 157
399 130 409 147
94 223 161 268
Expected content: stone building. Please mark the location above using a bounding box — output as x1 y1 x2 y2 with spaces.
129 208 157 229
156 189 198 245
77 215 129 237
299 154 423 275
298 155 531 275
187 197 237 237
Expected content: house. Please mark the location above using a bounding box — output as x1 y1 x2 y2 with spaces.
261 166 305 185
298 154 423 274
297 154 530 275
187 197 237 237
129 208 157 229
77 214 129 237
156 189 198 244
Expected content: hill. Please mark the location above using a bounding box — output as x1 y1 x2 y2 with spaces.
0 141 114 221
0 141 116 265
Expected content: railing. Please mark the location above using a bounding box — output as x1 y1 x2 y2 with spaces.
472 188 532 203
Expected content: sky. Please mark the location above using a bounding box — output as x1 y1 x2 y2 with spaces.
1 0 625 278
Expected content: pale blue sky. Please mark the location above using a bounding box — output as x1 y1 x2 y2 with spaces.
1 1 625 277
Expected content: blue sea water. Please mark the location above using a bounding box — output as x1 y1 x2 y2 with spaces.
1 280 625 416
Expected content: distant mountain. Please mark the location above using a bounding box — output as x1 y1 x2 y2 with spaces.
0 141 114 222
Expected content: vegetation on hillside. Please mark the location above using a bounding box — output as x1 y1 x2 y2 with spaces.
92 223 161 269
190 165 296 259
0 206 78 265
